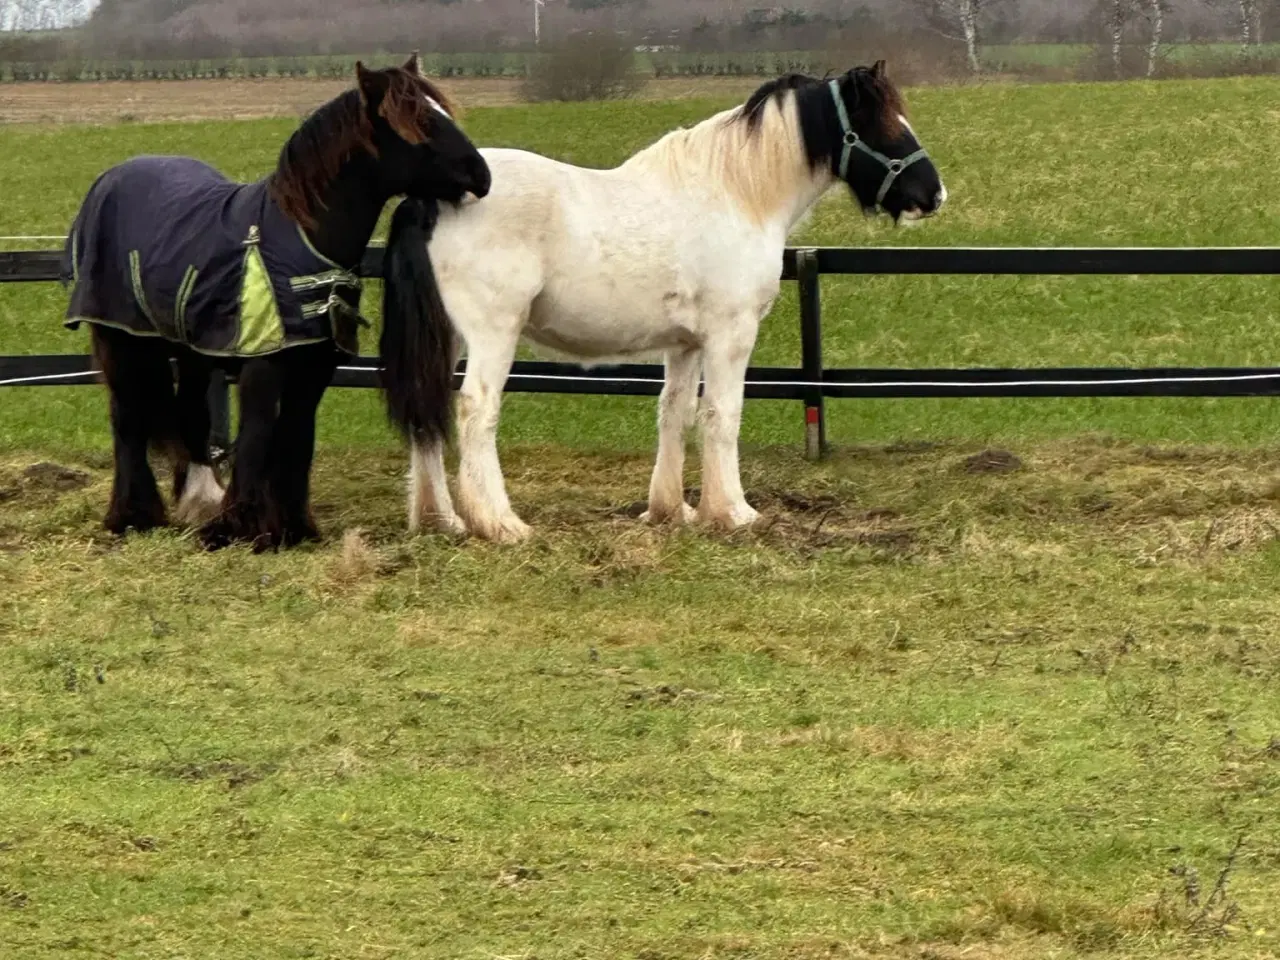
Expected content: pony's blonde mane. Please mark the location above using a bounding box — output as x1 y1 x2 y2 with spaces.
621 90 824 226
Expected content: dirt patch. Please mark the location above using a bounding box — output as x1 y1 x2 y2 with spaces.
749 489 844 515
161 760 274 790
605 485 917 557
963 449 1024 474
624 684 713 707
22 462 91 491
1 76 762 125
883 440 943 455
0 887 30 909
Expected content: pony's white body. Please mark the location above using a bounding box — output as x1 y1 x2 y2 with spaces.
409 90 936 542
437 149 790 361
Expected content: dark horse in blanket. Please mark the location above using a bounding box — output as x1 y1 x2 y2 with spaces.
61 55 490 551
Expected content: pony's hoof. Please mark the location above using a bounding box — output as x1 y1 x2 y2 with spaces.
173 466 225 528
411 511 468 538
280 524 321 548
198 507 282 552
251 532 282 554
486 514 532 544
104 504 168 536
699 503 760 531
198 516 236 551
640 502 696 526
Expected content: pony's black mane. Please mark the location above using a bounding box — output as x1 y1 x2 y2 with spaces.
736 69 907 172
267 66 455 229
268 89 372 229
740 73 822 130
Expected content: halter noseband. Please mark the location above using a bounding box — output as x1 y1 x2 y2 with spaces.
829 79 929 209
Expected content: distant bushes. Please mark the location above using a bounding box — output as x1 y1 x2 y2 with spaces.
819 28 969 86
4 36 1280 88
521 33 645 102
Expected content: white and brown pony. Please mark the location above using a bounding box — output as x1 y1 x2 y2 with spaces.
385 63 946 543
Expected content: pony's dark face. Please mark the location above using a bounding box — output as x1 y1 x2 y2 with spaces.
830 62 945 224
357 58 491 206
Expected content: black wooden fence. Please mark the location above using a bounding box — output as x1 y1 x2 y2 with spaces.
5 245 1280 460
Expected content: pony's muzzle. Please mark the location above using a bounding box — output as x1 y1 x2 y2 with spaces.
465 157 492 200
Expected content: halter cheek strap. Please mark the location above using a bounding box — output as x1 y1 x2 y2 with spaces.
829 79 930 208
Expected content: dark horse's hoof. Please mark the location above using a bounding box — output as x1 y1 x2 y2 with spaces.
104 502 168 536
198 503 281 553
281 522 322 549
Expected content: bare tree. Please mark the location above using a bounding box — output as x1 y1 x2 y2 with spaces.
0 0 90 29
913 0 985 73
1144 0 1167 76
1104 0 1135 77
1205 0 1264 50
1238 0 1263 48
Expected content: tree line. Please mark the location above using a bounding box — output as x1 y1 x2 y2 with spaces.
2 0 1279 83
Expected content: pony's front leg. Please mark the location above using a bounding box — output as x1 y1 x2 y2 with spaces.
408 439 466 536
272 347 338 547
642 347 701 526
696 329 759 531
454 335 530 544
91 327 171 534
171 350 225 528
199 358 283 552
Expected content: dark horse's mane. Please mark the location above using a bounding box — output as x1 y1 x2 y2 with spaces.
733 69 907 172
268 67 456 228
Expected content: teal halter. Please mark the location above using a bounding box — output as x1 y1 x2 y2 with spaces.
829 78 930 209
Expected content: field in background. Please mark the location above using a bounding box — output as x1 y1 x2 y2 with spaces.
0 49 820 83
8 75 1280 452
985 41 1280 68
2 76 1279 958
0 75 765 125
3 43 1280 84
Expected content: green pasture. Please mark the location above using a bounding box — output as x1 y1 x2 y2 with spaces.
6 76 1280 453
984 42 1280 71
2 77 1279 960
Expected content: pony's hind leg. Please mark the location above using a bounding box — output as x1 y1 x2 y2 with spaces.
92 325 171 534
406 331 465 537
171 349 225 528
642 346 701 526
271 345 337 547
199 357 283 552
696 326 759 531
409 439 466 536
453 331 530 543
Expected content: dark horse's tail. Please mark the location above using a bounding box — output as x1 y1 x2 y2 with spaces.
380 196 456 446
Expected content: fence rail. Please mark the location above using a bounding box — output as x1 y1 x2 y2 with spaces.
5 245 1280 460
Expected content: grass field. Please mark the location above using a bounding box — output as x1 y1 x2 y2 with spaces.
984 42 1280 71
2 77 1280 958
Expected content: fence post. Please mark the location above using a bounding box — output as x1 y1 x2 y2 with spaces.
207 369 232 465
796 247 826 460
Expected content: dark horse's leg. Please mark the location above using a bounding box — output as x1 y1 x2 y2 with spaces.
273 344 339 546
198 357 283 553
91 325 172 534
170 348 226 527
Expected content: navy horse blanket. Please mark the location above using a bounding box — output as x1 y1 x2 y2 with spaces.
63 156 365 357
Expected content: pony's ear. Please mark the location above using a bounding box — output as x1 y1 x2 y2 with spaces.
871 59 887 80
839 68 861 107
404 51 421 75
356 61 391 108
